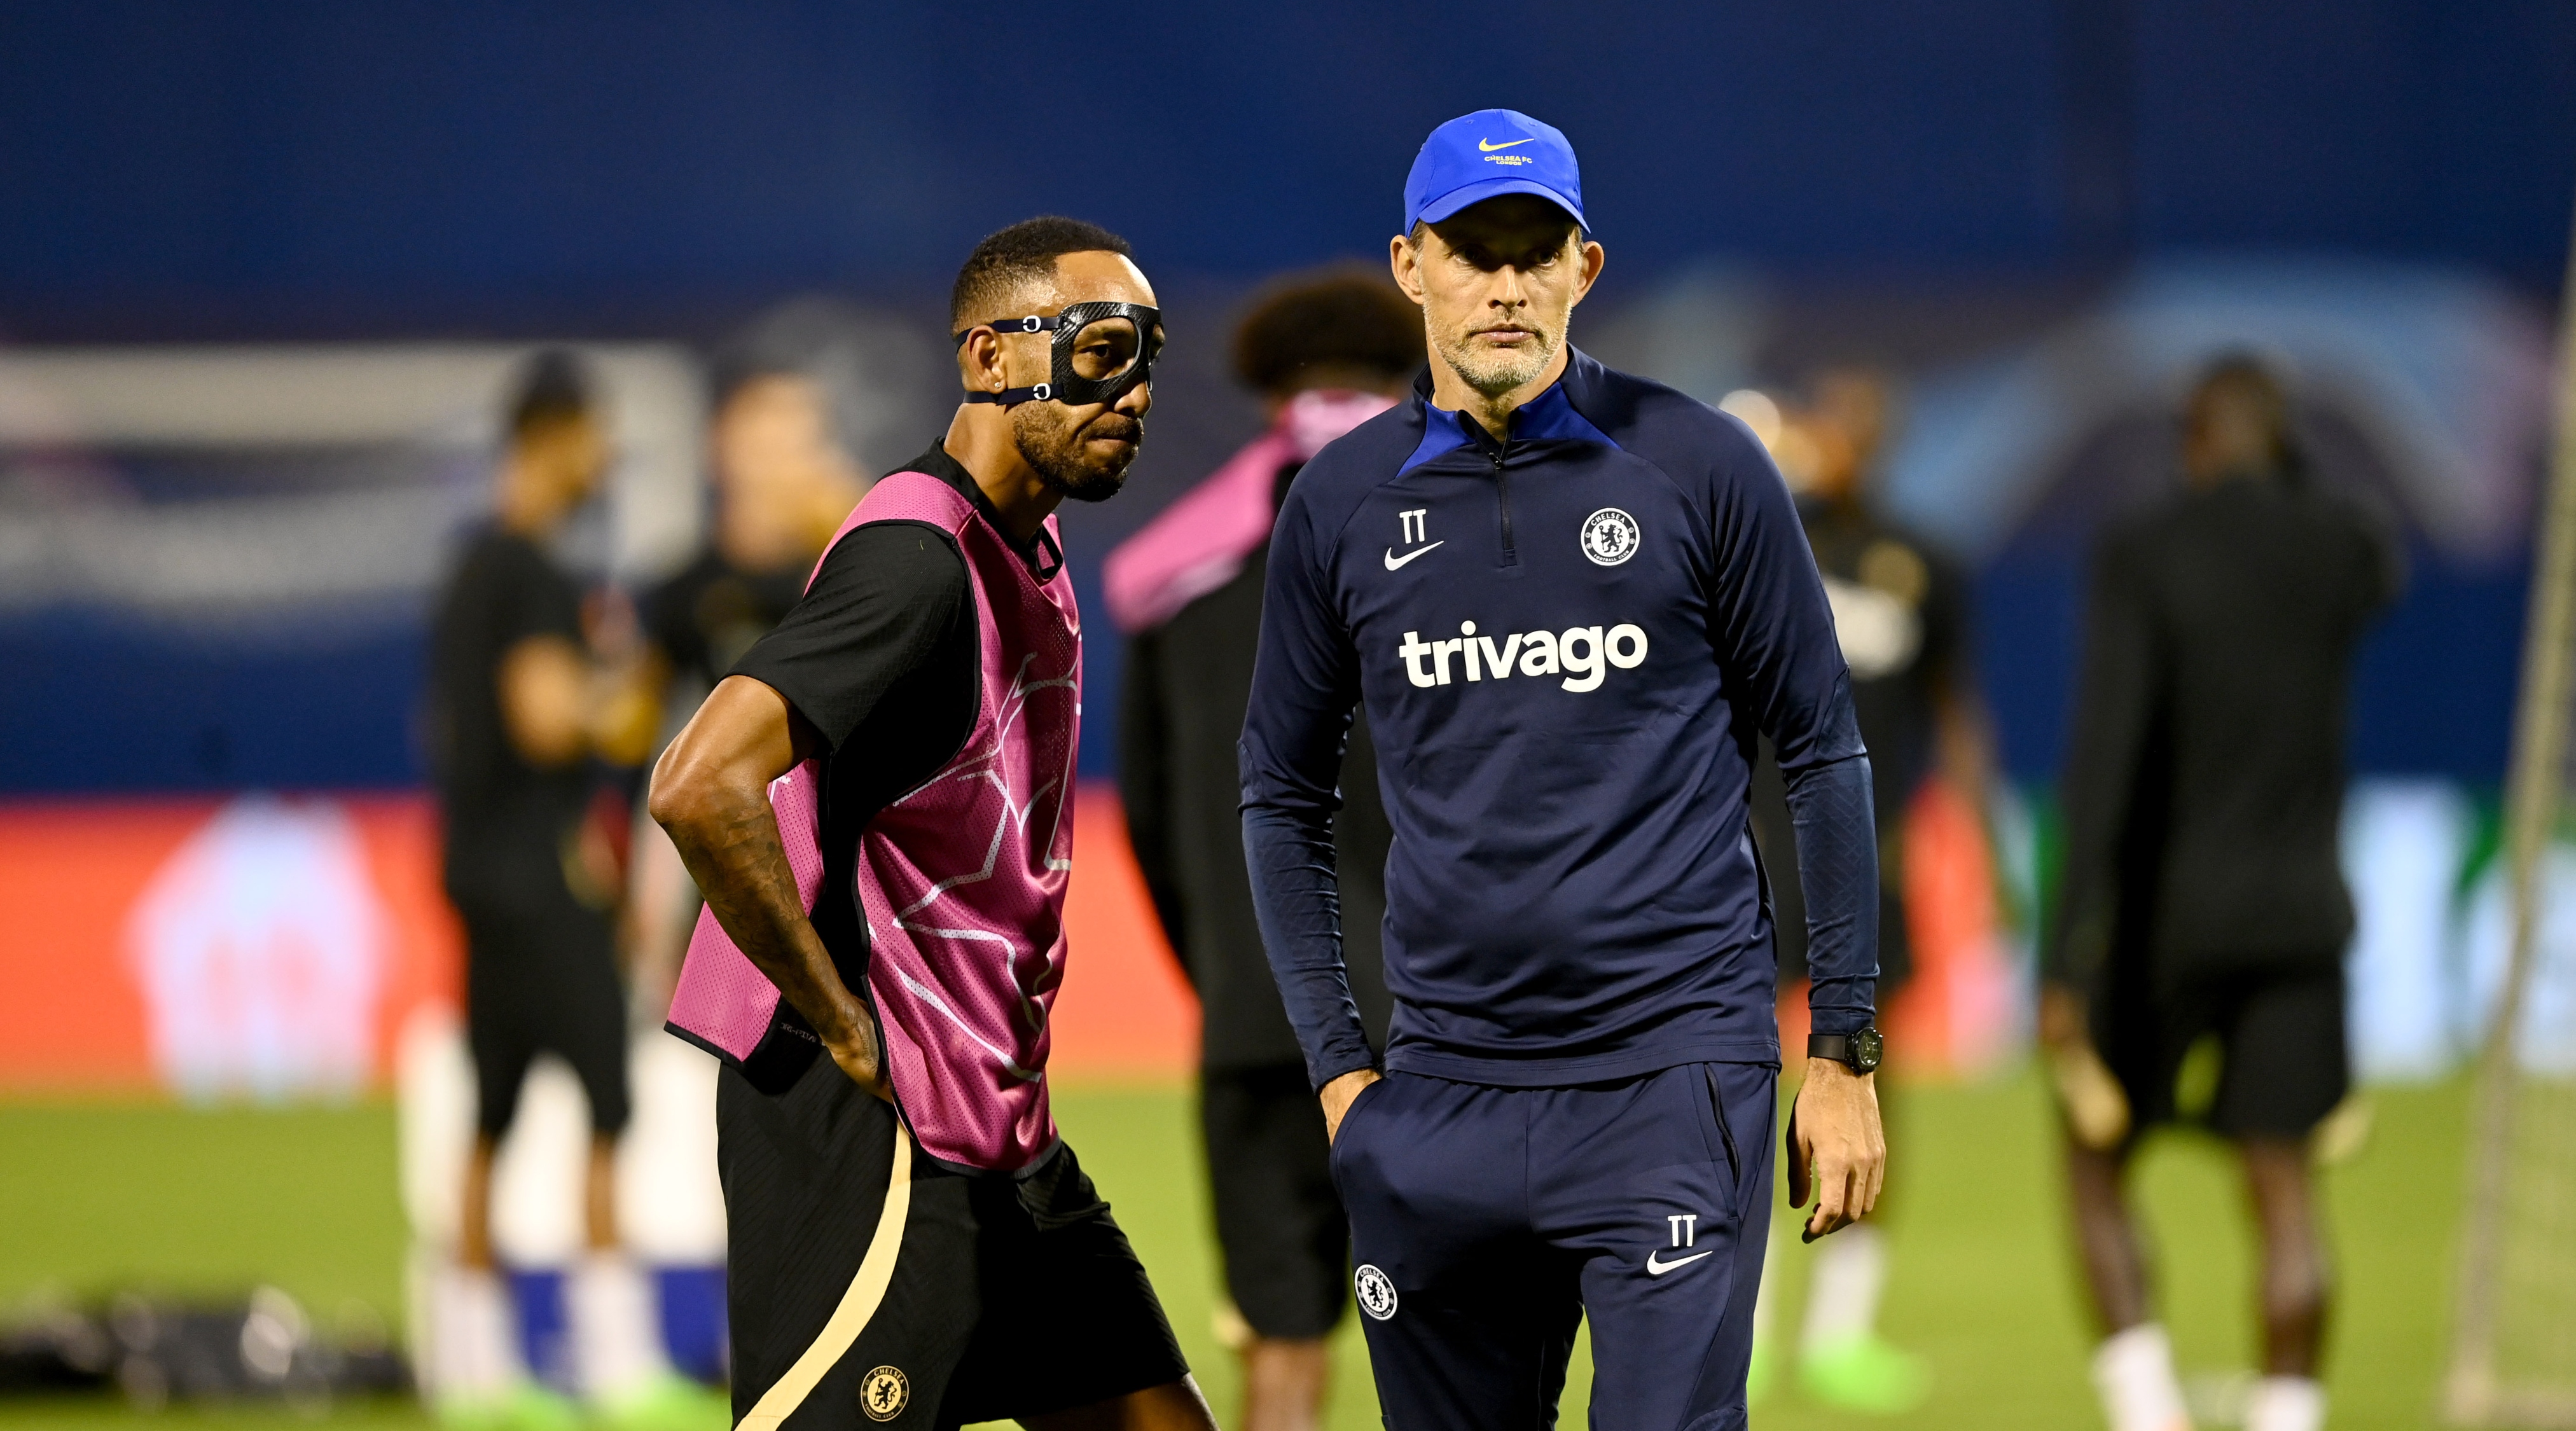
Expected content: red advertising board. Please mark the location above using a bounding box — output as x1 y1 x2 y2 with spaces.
0 780 2007 1095
0 784 1196 1095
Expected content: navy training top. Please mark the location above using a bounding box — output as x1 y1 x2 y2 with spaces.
1238 350 1878 1091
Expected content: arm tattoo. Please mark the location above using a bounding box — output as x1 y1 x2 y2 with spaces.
668 778 870 1056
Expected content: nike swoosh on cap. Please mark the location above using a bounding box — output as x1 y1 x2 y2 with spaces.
1644 1248 1717 1276
1478 137 1537 152
1383 542 1444 570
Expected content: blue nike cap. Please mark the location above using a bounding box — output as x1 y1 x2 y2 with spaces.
1403 108 1587 234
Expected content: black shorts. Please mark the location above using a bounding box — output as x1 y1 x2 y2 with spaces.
1200 1065 1349 1340
717 1056 1188 1430
2096 964 2350 1138
460 895 630 1139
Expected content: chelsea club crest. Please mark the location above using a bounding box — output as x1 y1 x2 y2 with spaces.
1581 508 1641 567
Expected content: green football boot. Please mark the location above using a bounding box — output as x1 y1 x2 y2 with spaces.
1798 1331 1932 1414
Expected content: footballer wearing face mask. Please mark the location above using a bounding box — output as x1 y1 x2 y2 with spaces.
654 216 1215 1431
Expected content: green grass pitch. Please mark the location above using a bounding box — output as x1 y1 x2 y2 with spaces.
0 1070 2469 1429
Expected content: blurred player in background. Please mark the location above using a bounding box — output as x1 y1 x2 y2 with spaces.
426 351 705 1431
1106 268 1416 1431
644 354 868 736
654 218 1216 1430
1242 111 1887 1431
623 349 869 1011
2044 357 2399 1431
1745 368 1987 1412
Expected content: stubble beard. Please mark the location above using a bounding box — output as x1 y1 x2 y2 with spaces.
1432 318 1560 400
1011 403 1142 504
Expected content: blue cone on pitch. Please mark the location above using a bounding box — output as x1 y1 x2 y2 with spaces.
1404 109 1588 233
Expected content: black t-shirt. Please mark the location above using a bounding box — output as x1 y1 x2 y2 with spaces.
1799 498 1974 830
1748 498 1974 987
730 443 1048 861
644 549 812 698
429 525 591 905
2050 476 2399 990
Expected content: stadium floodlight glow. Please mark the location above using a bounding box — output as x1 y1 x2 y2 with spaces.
1719 388 1782 450
1721 387 1823 491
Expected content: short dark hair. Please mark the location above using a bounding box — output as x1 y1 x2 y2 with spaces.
707 310 823 413
707 349 801 416
2191 350 2302 475
2194 350 2288 411
1231 266 1423 395
950 216 1134 331
506 348 595 439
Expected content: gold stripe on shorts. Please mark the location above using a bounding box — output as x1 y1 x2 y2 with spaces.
737 1129 914 1431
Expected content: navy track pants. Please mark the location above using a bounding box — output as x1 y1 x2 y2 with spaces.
1331 1062 1776 1431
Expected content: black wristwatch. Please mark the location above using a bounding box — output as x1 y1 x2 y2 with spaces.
1809 1027 1883 1074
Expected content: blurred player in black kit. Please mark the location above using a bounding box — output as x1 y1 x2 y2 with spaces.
1105 269 1418 1431
624 348 868 1011
2044 356 2399 1431
1745 368 1987 1413
646 357 866 709
426 351 710 1431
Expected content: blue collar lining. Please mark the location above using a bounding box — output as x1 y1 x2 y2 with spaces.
1397 370 1617 475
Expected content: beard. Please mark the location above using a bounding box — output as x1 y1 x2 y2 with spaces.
1011 403 1143 503
1432 319 1560 399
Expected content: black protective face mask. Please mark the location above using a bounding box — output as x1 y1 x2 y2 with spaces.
953 301 1165 409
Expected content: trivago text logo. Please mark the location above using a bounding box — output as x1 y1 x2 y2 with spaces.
1397 621 1649 693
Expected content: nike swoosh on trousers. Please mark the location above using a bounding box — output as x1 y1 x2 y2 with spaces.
1644 1248 1717 1275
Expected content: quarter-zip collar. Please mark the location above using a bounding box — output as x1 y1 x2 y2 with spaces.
1399 350 1619 476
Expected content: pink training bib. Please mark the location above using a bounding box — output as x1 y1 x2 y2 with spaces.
666 467 1081 1173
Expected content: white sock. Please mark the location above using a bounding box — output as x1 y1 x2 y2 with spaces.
2092 1324 2192 1431
431 1264 521 1399
1800 1223 1887 1350
569 1252 669 1401
2244 1376 2325 1431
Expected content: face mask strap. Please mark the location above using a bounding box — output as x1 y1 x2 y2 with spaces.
953 315 1067 348
960 382 1055 408
955 315 1060 407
